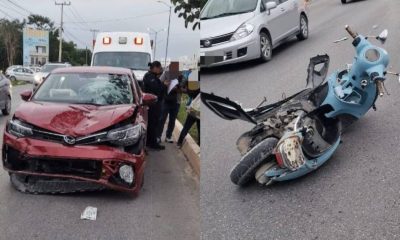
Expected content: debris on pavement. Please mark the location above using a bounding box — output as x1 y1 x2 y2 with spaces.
80 206 97 221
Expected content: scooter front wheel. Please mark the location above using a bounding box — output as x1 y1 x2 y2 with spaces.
230 138 278 186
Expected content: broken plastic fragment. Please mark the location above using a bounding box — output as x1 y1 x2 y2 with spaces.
81 206 97 221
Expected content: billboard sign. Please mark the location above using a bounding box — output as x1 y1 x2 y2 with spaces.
23 28 49 66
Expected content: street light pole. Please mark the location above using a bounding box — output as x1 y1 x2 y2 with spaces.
90 29 99 51
147 28 166 61
165 5 171 67
157 1 172 68
55 1 71 62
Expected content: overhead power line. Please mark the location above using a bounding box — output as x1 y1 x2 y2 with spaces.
64 10 168 24
0 8 13 19
0 0 27 17
6 0 31 14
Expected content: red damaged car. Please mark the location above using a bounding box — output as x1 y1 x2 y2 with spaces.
2 66 157 195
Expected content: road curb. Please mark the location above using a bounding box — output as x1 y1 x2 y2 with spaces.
172 120 200 177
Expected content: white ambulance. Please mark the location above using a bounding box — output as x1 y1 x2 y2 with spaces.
91 32 153 81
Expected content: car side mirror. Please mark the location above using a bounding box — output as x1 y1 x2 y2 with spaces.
20 90 33 101
266 2 277 13
142 93 157 106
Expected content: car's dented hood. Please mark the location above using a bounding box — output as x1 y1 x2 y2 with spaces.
14 101 136 136
201 12 255 39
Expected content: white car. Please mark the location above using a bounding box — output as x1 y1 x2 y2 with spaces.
33 63 71 90
200 0 309 67
7 67 35 82
5 65 22 76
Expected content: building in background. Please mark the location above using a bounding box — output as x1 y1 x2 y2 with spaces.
23 28 49 67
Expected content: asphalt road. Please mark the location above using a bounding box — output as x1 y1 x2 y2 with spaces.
0 84 199 240
201 0 400 239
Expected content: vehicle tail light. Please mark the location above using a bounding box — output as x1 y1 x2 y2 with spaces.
275 135 306 171
103 37 112 45
134 37 143 45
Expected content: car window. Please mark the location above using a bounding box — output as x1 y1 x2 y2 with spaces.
201 0 258 20
15 68 23 73
24 69 33 74
33 73 134 106
41 64 67 72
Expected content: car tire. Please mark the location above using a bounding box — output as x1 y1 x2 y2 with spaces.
259 32 272 62
297 15 309 41
9 76 16 82
2 95 11 116
230 137 278 186
341 0 347 3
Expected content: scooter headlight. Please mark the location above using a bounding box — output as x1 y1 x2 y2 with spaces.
107 124 142 146
231 23 254 41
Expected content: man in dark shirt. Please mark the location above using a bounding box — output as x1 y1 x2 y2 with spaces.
143 61 168 150
158 75 184 143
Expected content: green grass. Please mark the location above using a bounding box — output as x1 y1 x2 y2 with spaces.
177 94 199 144
11 80 29 86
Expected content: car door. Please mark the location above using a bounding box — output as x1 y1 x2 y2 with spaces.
24 68 34 82
262 0 289 43
279 0 300 36
13 68 25 81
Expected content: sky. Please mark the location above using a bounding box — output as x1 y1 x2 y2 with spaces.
0 0 199 61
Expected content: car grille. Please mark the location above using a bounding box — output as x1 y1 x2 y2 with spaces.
4 147 103 180
200 32 234 48
225 51 233 60
31 128 108 145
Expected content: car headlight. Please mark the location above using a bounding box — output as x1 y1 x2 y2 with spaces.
107 124 142 146
231 23 254 41
7 119 33 137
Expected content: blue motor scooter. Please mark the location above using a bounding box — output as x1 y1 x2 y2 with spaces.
201 25 399 186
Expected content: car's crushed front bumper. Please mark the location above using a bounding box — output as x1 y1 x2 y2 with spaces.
2 132 145 195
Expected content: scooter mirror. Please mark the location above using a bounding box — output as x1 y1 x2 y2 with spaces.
377 29 388 44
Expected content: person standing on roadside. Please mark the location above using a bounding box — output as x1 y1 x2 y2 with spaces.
143 61 169 150
158 74 184 143
177 90 200 148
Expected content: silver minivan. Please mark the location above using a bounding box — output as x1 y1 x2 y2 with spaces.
200 0 309 67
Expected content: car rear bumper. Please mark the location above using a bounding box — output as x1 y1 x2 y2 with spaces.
2 132 145 194
200 32 260 67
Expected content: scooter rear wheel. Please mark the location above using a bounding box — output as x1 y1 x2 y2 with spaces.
230 138 278 186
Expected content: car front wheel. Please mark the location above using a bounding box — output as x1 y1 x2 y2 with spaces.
259 32 272 62
297 15 309 40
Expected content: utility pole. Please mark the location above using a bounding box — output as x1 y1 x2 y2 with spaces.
157 1 172 68
90 29 99 51
55 1 71 62
85 46 88 65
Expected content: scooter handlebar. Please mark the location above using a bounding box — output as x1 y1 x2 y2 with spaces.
345 25 358 39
